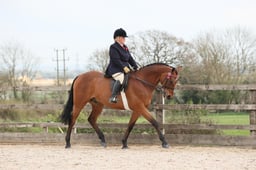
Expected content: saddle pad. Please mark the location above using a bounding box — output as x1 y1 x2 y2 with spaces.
120 90 131 111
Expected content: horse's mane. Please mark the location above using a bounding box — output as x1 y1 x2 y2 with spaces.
137 63 178 74
139 63 172 69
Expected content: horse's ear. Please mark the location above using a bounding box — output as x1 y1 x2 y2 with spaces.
176 66 183 73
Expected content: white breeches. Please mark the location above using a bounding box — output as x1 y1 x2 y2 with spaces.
112 72 124 84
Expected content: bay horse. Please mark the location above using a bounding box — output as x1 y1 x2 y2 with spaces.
60 63 181 149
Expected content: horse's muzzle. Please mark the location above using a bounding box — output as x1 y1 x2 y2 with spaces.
166 95 172 100
163 89 173 100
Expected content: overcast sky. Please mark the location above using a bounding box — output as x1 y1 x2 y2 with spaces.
1 0 256 72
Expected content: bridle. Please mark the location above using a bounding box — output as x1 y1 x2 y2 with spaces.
161 72 177 90
131 71 178 92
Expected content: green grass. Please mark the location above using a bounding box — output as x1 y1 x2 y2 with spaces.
165 111 251 136
202 112 250 136
203 112 249 125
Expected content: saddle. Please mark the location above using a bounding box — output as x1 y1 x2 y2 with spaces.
104 73 129 92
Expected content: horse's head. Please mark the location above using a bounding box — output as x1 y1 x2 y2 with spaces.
159 66 182 99
133 63 182 99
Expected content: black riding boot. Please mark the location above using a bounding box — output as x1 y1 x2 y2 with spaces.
109 80 121 103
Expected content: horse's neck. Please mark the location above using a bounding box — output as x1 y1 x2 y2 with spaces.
137 67 165 85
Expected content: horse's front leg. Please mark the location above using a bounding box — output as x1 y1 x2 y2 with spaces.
150 118 169 148
140 108 169 148
122 112 140 149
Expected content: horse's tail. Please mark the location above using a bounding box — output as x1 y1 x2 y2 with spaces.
59 76 78 125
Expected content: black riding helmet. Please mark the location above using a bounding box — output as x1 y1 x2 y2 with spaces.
113 28 128 39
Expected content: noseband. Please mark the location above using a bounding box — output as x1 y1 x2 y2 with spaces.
162 72 177 90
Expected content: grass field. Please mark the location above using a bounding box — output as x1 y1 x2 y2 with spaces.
164 111 250 136
203 112 249 125
202 112 250 136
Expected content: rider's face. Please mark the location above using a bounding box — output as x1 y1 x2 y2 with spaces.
118 36 126 45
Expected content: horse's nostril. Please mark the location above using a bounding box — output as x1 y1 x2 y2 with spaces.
167 95 171 100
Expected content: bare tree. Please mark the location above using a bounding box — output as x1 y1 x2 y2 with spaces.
190 27 256 104
0 41 37 101
194 27 256 84
194 32 231 84
87 48 109 72
225 27 256 83
86 30 194 73
128 30 193 67
0 72 8 100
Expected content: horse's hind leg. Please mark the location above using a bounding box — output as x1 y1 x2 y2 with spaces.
88 102 106 147
65 106 84 148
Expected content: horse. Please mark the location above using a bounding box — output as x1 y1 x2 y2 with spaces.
60 63 181 149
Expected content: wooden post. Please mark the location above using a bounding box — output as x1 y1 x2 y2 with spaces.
249 90 256 136
44 126 49 133
73 127 77 134
155 90 165 134
250 111 256 136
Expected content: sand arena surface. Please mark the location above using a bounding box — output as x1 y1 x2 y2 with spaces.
0 144 256 170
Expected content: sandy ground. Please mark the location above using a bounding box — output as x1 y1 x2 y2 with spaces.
0 144 256 170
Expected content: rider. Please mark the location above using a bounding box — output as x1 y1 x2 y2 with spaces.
105 28 138 103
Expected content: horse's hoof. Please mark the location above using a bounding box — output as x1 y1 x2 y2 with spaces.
122 146 129 149
100 142 107 148
65 145 71 149
162 143 169 148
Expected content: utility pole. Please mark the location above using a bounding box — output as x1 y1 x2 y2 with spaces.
53 49 60 86
62 49 68 86
53 48 68 86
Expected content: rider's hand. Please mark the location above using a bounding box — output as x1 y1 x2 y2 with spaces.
123 66 130 73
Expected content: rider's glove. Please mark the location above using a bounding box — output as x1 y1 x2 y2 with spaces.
123 66 130 73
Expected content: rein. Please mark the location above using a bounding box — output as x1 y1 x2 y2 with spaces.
130 75 165 92
130 70 176 92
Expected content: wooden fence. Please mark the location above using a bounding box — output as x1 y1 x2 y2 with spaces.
1 84 256 146
155 84 256 134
